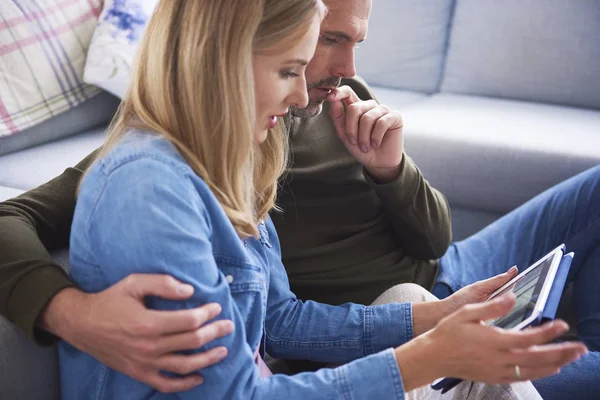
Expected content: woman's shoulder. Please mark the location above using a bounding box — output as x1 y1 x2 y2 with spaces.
97 129 190 176
82 129 218 209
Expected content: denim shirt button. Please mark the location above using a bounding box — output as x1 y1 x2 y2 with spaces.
226 274 234 284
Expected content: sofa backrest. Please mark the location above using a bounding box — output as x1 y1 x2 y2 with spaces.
355 0 454 93
357 0 600 110
441 0 600 110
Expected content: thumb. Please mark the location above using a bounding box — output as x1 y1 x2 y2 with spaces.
478 266 519 294
457 293 516 323
328 98 347 142
122 273 194 300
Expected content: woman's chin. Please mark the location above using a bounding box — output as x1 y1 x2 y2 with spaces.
254 129 268 144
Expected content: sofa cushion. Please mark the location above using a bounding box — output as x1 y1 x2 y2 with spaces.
84 0 158 98
0 0 103 137
0 91 119 157
0 127 105 191
355 0 454 93
401 93 600 214
0 316 60 400
441 0 600 110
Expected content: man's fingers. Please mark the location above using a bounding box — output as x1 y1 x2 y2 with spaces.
328 99 347 141
357 106 389 151
143 370 205 393
155 348 228 376
456 293 516 322
143 303 229 336
370 113 400 149
327 85 361 105
156 319 234 353
123 274 194 300
345 100 378 145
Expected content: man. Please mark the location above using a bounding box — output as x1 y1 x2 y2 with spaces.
1 0 598 398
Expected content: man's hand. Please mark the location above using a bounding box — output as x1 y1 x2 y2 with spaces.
40 274 234 393
327 86 404 183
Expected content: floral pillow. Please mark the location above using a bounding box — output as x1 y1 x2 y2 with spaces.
83 0 158 98
0 0 102 137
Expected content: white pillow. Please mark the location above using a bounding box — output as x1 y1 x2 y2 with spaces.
83 0 158 98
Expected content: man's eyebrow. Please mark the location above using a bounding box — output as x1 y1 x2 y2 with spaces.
322 30 365 43
284 58 308 66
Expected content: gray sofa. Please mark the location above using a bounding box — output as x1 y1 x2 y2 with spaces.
1 0 599 398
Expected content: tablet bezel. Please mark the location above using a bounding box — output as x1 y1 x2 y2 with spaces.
486 244 565 331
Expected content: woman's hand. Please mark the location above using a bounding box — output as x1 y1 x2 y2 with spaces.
412 267 518 336
394 294 588 392
445 266 519 312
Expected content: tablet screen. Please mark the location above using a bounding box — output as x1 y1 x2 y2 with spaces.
488 256 553 329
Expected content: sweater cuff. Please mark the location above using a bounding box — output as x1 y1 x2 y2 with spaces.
363 155 420 208
8 265 74 346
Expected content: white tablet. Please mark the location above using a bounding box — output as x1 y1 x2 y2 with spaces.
485 244 565 330
432 244 570 393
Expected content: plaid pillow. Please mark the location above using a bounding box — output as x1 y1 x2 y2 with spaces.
0 0 102 137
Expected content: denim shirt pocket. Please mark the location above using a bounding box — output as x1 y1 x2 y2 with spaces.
216 257 266 351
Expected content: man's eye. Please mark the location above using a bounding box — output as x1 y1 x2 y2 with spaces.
321 36 337 45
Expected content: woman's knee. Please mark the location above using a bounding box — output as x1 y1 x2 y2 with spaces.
371 283 438 305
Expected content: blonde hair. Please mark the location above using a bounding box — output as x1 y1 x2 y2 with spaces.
95 0 326 238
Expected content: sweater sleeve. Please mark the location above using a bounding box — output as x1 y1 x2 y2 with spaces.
0 150 98 345
346 76 452 259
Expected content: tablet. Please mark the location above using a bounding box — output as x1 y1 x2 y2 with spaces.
485 243 565 330
431 244 571 393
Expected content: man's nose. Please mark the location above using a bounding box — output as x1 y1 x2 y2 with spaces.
331 49 357 78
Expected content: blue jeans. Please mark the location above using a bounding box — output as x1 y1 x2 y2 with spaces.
433 165 600 400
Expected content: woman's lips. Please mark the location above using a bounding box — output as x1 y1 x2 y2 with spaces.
268 115 278 129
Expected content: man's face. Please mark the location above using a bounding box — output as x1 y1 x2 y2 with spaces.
290 0 371 118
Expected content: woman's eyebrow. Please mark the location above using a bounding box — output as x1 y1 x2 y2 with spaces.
283 58 309 66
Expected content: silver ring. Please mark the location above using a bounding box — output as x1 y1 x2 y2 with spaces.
514 365 521 379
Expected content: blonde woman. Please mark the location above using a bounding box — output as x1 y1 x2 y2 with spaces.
60 0 586 399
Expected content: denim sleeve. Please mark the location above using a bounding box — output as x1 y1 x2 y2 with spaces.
263 219 415 363
85 157 406 400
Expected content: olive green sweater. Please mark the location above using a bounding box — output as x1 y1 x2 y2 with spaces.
0 77 451 344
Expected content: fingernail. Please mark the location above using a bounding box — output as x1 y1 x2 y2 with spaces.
348 137 357 145
178 284 194 295
196 376 204 384
224 320 235 333
508 266 517 274
371 140 378 149
216 347 228 359
208 303 222 314
360 145 369 153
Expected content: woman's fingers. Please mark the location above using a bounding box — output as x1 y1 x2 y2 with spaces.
497 320 570 349
505 341 587 368
454 293 516 323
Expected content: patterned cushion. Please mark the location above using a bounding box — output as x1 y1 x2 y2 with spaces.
0 0 103 137
84 0 158 98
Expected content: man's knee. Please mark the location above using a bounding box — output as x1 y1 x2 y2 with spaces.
371 283 438 306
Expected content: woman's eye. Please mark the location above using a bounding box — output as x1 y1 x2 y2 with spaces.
280 71 299 79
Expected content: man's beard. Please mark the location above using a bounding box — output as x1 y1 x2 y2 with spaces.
290 77 342 118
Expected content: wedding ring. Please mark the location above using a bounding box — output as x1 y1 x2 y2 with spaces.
514 365 521 379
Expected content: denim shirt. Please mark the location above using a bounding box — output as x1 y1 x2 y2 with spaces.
60 130 414 400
